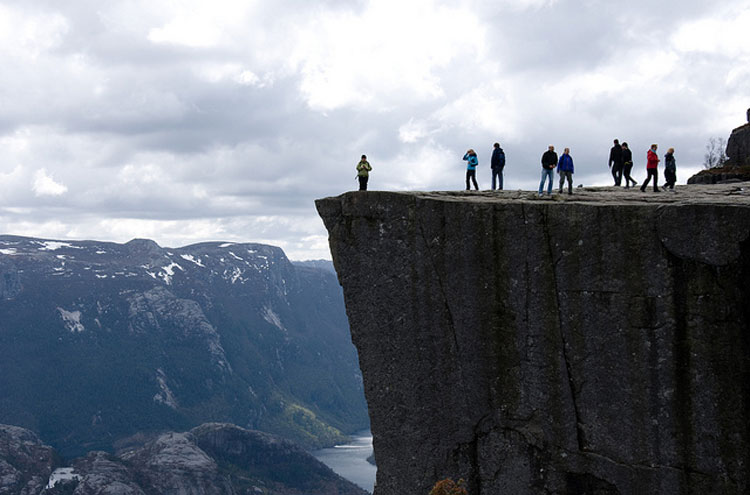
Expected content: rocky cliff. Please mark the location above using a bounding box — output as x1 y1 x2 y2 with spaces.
317 184 750 495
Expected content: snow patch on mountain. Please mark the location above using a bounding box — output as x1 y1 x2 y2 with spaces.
154 368 179 409
180 254 205 267
263 305 286 332
58 308 85 333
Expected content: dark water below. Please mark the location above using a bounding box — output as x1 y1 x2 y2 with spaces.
313 431 376 493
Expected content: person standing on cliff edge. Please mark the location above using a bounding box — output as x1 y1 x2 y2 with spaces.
609 139 623 186
640 144 660 192
490 142 506 190
663 147 677 192
539 145 557 196
622 142 637 188
356 155 372 191
463 149 479 190
557 147 574 195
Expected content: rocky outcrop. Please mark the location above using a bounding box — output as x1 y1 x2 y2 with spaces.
2 423 367 495
0 425 59 494
726 122 750 168
689 112 750 184
317 185 750 495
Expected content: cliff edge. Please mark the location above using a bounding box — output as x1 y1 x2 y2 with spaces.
316 184 750 495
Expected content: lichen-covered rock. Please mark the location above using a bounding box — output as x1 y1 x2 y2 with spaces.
317 185 750 495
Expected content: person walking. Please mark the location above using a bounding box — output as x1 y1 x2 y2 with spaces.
609 139 623 186
463 149 479 190
640 144 660 192
663 147 677 192
356 155 372 191
621 142 637 188
539 145 557 196
490 142 506 190
557 147 574 195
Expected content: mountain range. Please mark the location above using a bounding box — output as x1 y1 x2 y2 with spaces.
0 235 367 458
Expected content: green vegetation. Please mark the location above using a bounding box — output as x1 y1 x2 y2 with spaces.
430 478 468 495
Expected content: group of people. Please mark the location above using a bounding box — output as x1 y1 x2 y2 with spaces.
355 139 677 193
462 143 507 191
609 139 677 192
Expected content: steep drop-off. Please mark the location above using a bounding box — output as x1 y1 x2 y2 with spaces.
317 184 750 495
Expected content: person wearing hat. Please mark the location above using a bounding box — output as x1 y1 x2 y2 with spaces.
463 149 479 190
356 154 372 191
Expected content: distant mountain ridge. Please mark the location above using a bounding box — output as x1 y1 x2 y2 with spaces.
0 235 367 458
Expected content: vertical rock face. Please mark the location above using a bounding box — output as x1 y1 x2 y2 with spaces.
726 122 750 168
317 186 750 495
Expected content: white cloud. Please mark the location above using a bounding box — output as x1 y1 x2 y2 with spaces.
290 0 485 110
32 169 68 197
1 0 749 260
0 4 69 59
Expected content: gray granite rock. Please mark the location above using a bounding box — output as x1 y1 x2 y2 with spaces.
317 184 750 495
0 425 58 495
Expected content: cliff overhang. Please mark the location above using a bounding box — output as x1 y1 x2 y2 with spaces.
317 184 750 495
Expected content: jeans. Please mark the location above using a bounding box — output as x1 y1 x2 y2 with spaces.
492 168 503 190
664 168 676 189
641 169 659 191
558 170 573 193
611 163 623 186
538 168 554 194
623 163 636 187
466 169 478 190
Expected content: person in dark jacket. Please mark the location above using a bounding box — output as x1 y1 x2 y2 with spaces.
621 142 637 188
538 145 557 196
640 144 660 192
663 147 677 191
557 147 574 195
609 139 623 186
463 149 479 190
490 142 506 190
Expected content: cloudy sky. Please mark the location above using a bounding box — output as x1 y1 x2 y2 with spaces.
1 0 748 260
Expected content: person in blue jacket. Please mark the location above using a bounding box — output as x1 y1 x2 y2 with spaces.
557 147 574 195
463 149 479 190
490 143 506 190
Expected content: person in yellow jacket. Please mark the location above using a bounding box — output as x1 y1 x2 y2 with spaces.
356 155 372 191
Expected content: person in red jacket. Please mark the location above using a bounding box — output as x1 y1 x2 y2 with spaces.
640 144 660 192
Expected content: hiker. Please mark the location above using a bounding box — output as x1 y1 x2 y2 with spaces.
663 147 677 191
622 142 637 188
609 139 623 186
539 145 557 196
490 143 506 190
356 155 372 191
463 149 479 190
557 147 574 195
640 144 660 192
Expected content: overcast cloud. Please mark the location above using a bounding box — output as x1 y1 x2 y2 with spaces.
1 0 748 259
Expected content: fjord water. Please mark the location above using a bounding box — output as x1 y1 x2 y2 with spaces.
314 431 376 493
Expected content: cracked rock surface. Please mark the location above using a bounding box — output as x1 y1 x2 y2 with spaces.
316 184 750 495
